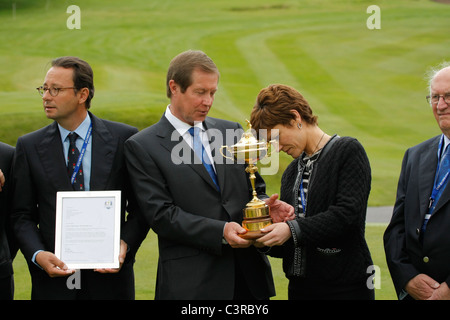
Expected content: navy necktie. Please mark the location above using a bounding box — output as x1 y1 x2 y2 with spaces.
67 132 84 191
188 127 220 191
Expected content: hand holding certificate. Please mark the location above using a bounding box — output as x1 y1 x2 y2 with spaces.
54 191 122 270
94 240 128 274
35 251 76 277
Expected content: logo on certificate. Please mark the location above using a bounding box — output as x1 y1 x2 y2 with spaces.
104 200 113 210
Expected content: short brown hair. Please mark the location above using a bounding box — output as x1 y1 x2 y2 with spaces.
166 50 219 98
52 56 94 109
250 84 317 132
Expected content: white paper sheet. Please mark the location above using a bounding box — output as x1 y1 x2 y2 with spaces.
55 191 121 269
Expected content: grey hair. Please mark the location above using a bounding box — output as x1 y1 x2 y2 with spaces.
426 61 450 93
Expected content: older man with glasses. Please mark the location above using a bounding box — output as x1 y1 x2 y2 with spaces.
385 63 450 300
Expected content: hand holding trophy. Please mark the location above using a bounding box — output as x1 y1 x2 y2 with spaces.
220 120 276 239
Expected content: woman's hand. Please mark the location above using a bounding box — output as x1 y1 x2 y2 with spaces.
265 194 295 223
255 222 292 247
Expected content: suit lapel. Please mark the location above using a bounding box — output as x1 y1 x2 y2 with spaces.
158 116 220 192
431 137 450 215
418 142 438 220
89 113 116 191
37 122 73 190
157 115 185 154
36 114 116 191
416 136 450 220
204 118 244 194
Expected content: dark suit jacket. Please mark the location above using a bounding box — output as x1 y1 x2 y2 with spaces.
0 142 15 289
11 112 148 300
384 135 450 297
125 115 275 300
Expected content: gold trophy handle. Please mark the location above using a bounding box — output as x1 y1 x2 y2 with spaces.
219 145 234 160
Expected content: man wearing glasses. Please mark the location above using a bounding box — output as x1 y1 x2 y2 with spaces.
385 63 450 300
10 56 147 299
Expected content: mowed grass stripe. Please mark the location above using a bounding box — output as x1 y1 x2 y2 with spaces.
3 0 450 300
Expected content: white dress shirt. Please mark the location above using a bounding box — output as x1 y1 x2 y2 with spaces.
164 105 216 171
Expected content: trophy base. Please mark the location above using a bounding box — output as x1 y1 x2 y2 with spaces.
239 205 272 239
240 230 266 240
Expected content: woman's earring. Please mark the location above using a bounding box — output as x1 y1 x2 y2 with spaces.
297 123 302 129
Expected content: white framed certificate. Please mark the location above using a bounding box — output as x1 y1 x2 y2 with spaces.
55 190 121 269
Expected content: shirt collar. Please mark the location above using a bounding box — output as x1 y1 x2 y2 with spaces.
444 134 450 151
164 105 204 136
58 113 92 143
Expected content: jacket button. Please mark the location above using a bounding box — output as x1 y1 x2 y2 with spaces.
416 228 420 235
423 256 430 263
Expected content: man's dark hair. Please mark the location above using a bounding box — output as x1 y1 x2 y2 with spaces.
52 56 95 109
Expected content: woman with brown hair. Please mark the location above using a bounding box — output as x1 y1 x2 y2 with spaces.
251 84 374 300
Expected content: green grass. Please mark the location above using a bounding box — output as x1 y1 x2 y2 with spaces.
1 0 448 203
2 0 446 300
13 224 396 300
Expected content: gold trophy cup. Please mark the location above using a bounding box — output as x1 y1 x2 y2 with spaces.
220 120 273 239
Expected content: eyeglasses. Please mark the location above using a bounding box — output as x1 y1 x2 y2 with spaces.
36 86 76 97
426 93 450 106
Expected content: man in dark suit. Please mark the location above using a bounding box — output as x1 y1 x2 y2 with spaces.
125 50 292 299
384 64 450 300
11 56 147 299
0 142 15 299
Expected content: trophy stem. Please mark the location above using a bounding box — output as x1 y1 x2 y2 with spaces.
246 164 261 204
220 120 273 239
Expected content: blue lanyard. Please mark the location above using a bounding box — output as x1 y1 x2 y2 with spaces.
428 135 449 211
300 179 306 213
70 123 92 185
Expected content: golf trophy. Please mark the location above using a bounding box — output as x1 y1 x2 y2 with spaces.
220 120 273 239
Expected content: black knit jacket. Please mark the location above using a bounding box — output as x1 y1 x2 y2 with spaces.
275 136 373 286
